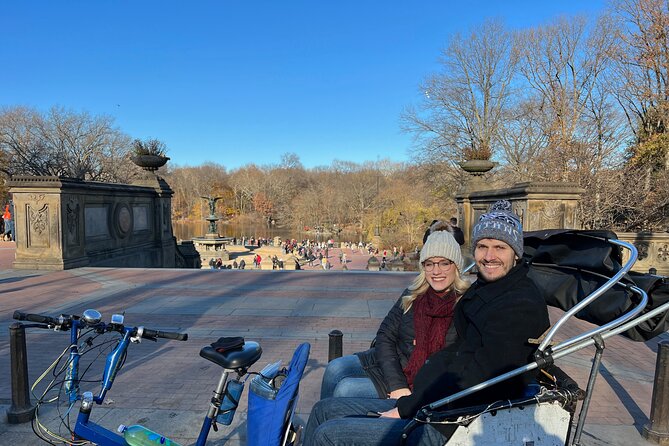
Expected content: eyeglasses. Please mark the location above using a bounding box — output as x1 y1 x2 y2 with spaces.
422 259 454 272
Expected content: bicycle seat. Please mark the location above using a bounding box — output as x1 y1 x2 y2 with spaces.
200 341 262 370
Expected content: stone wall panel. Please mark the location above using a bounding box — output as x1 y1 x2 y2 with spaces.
9 175 176 270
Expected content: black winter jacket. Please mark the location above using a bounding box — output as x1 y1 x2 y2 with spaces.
396 262 550 429
356 289 457 397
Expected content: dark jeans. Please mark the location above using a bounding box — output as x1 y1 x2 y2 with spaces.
303 397 449 446
320 355 379 399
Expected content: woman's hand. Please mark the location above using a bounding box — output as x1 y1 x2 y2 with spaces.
388 388 411 399
379 408 401 419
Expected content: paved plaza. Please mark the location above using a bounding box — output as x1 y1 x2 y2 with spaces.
0 240 663 445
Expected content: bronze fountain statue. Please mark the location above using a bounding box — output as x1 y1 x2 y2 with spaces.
201 196 224 235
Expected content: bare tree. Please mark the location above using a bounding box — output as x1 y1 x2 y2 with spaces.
495 98 550 181
404 19 519 167
516 16 618 180
0 106 135 182
609 0 669 143
228 164 265 216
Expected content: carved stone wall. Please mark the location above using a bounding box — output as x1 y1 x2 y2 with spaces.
618 232 669 276
456 182 585 249
9 176 176 270
455 180 667 275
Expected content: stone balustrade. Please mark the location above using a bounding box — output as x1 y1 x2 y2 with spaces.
8 175 175 270
618 232 669 276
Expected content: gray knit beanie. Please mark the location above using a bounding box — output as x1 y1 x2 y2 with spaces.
419 230 464 273
471 200 524 258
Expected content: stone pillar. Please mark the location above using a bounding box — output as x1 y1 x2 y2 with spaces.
456 182 585 248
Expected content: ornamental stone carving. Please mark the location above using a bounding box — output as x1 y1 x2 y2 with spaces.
635 242 649 261
114 204 132 238
66 197 80 235
27 203 50 248
659 244 669 262
29 204 48 235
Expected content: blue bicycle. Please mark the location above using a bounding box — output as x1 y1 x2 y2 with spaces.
14 309 266 446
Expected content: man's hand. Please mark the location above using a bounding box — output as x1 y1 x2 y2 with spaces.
389 388 411 399
379 408 401 419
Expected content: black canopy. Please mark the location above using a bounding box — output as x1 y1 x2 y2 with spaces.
522 229 669 342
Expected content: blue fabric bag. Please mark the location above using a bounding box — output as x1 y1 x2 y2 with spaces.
247 342 311 446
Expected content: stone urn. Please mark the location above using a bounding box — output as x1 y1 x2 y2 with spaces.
459 159 495 176
131 155 170 172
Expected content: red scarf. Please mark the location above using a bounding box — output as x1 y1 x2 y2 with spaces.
402 288 457 389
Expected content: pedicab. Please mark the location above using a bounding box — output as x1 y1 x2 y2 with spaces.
400 230 669 446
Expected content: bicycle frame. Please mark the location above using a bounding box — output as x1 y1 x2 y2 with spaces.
73 327 169 445
72 326 253 446
64 318 82 405
15 309 195 445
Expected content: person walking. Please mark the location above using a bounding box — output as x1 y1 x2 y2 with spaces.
3 203 12 241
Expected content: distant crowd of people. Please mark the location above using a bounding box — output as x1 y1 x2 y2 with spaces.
202 217 466 273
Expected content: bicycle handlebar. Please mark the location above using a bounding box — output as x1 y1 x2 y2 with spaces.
142 328 188 341
13 310 188 341
13 310 60 326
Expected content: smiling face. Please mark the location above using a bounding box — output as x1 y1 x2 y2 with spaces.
423 256 457 292
474 238 517 282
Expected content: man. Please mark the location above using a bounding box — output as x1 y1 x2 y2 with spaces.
304 200 550 445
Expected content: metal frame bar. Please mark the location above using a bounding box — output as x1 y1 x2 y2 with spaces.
538 238 639 352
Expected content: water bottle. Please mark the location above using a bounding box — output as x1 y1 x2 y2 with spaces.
216 379 244 425
117 424 182 446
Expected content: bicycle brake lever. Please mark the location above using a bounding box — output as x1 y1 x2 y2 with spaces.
212 419 218 432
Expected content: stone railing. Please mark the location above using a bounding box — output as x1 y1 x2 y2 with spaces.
456 181 585 248
618 232 669 276
9 175 176 270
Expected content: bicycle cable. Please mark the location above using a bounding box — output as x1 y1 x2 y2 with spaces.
30 330 119 445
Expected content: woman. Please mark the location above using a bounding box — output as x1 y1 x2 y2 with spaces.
320 226 470 400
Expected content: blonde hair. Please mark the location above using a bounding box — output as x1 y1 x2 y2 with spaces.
401 268 470 312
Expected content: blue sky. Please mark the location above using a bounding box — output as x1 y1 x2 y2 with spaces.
1 1 605 170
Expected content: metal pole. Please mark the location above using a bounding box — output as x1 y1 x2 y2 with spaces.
572 335 605 446
328 330 343 362
643 341 669 445
6 322 35 423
